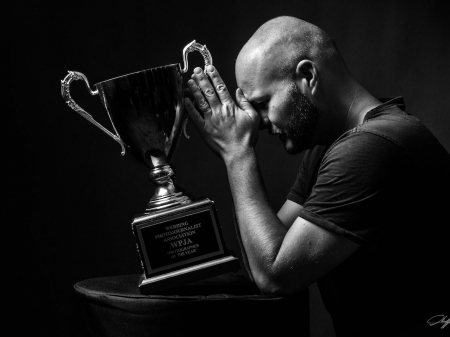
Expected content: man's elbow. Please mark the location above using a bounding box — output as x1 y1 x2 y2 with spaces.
252 270 309 296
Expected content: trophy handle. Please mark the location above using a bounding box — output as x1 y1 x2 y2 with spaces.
181 40 213 74
180 40 213 139
60 71 127 155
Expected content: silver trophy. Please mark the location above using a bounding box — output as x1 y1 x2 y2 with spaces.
61 41 239 293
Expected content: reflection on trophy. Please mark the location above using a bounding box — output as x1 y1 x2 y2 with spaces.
61 41 240 293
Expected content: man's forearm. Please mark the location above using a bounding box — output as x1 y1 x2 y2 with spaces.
224 149 287 288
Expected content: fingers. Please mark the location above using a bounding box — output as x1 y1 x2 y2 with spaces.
206 65 233 105
190 67 221 109
183 87 194 102
236 88 259 121
184 98 205 130
187 79 212 118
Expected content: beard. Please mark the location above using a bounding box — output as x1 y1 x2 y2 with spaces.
283 82 319 154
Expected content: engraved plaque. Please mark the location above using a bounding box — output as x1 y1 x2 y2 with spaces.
132 199 239 293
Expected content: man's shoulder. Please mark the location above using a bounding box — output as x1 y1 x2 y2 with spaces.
337 106 450 169
359 106 427 145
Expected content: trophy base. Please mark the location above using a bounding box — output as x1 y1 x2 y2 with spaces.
132 198 240 294
138 255 240 294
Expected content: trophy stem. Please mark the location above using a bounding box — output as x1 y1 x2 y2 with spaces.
146 165 191 213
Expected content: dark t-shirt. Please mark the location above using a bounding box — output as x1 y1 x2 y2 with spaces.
288 97 450 336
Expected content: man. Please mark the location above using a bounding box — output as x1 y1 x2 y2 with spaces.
185 16 449 336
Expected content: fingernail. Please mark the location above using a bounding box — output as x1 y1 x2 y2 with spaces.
194 67 202 74
207 65 215 73
188 79 195 86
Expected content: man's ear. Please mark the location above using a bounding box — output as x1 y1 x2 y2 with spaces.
295 60 318 93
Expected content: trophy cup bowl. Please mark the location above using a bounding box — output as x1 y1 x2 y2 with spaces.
61 41 240 293
61 41 212 213
97 63 191 212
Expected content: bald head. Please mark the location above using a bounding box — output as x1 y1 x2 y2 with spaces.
234 17 378 151
236 16 347 86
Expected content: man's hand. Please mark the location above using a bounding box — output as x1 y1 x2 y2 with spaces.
184 65 260 162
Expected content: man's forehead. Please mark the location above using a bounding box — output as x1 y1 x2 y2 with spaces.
235 73 267 102
235 46 275 100
235 46 262 78
242 88 268 103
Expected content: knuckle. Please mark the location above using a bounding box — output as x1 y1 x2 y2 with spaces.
203 88 215 97
216 83 227 92
221 98 233 106
198 98 208 107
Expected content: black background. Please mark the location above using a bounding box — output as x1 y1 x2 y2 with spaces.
8 0 449 335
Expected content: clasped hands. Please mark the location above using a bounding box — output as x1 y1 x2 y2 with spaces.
184 65 260 162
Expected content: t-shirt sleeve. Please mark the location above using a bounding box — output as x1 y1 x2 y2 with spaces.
297 131 408 246
287 145 328 206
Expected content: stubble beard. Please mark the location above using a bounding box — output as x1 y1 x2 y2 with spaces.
284 83 319 154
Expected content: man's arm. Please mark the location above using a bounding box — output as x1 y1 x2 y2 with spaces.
230 181 302 282
185 65 359 295
278 200 304 229
225 148 359 294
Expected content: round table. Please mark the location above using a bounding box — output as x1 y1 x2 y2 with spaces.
72 273 309 336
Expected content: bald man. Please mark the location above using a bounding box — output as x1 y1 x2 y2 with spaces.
185 17 449 336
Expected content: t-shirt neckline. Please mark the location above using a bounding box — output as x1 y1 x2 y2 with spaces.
363 96 406 123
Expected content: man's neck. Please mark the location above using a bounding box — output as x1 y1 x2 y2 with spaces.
309 82 381 148
344 86 381 131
